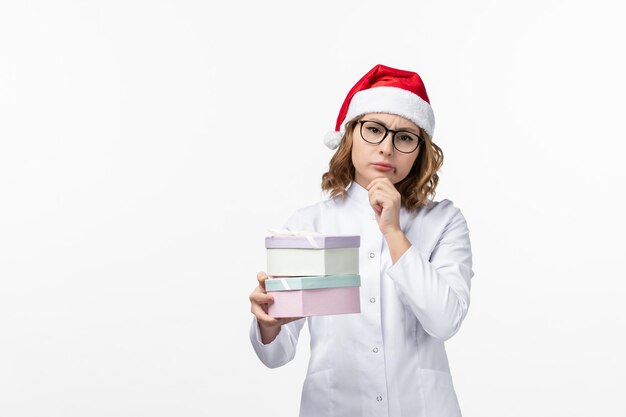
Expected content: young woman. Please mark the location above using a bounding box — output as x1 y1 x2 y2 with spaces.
249 64 474 417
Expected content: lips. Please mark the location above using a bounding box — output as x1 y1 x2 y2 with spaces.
373 162 393 168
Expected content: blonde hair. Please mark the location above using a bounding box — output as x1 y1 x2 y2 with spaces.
321 118 444 211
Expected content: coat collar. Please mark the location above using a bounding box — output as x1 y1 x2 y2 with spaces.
346 181 370 209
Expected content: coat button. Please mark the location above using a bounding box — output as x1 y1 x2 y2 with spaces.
376 395 383 402
369 297 376 303
369 252 375 258
373 347 379 353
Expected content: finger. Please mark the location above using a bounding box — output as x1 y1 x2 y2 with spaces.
257 271 269 289
368 180 395 196
250 289 274 313
277 317 304 326
367 177 392 190
369 177 398 195
251 303 280 326
368 184 390 202
369 190 389 210
369 186 399 207
249 291 274 305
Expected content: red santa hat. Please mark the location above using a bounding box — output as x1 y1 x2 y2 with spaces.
324 64 435 150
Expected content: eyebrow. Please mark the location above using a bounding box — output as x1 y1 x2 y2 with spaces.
368 118 422 136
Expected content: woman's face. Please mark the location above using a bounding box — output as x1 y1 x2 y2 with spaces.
351 113 421 188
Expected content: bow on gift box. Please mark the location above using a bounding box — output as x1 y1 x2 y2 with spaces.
266 228 323 249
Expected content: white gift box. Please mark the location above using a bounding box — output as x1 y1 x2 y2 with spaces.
265 234 360 277
266 247 359 276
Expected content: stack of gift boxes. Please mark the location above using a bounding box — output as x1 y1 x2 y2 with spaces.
265 233 361 318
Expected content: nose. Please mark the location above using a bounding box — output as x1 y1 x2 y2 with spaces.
378 131 395 155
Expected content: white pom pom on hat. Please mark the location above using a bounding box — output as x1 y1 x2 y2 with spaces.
323 131 343 150
324 64 435 150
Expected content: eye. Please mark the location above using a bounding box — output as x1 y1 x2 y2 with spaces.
397 133 415 142
367 126 381 134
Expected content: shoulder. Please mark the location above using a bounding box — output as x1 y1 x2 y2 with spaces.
419 198 461 219
417 198 469 233
282 197 335 230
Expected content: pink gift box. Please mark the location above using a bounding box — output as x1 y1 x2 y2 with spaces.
268 286 361 318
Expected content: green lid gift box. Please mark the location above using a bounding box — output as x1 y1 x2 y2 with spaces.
264 232 361 318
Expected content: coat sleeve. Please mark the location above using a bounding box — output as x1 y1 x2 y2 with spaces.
249 208 307 368
249 316 306 368
386 202 474 341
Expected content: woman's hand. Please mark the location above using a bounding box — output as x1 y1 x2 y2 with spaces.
367 177 402 236
249 271 302 344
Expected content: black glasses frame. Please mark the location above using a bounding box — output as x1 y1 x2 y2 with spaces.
357 120 424 153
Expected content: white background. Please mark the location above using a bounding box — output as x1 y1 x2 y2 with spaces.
1 1 625 416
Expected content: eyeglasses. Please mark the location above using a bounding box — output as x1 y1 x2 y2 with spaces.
357 120 424 153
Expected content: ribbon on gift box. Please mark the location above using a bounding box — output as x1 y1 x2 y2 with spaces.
265 275 362 292
266 228 323 249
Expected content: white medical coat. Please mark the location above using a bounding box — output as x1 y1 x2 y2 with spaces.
250 181 474 417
